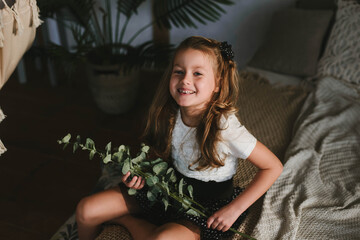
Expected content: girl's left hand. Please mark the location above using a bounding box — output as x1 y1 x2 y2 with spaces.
207 205 240 232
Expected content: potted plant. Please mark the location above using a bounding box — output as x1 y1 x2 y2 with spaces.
38 0 234 114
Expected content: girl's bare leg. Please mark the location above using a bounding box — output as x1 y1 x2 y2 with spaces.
114 215 200 240
76 185 139 240
111 214 158 240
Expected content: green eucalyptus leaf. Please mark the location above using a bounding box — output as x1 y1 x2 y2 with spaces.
85 138 95 150
179 178 184 197
105 142 112 155
186 209 200 217
165 168 176 183
147 190 156 201
153 162 168 176
103 154 112 164
128 188 137 196
162 197 169 211
151 185 162 196
151 158 163 165
122 158 131 174
146 176 159 186
73 142 79 153
187 185 194 199
140 161 151 168
181 198 191 210
63 143 69 150
62 134 71 143
141 144 150 153
89 149 96 160
132 152 146 164
161 180 170 195
144 172 152 179
113 151 124 163
76 135 81 143
118 145 126 152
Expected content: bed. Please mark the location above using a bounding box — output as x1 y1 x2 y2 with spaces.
51 0 360 239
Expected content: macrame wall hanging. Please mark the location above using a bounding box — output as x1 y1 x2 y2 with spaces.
0 0 43 156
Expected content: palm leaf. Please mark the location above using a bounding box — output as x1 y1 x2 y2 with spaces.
153 0 234 29
38 0 95 26
117 0 147 18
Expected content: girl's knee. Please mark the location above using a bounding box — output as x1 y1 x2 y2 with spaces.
76 196 98 225
147 228 170 240
147 223 199 240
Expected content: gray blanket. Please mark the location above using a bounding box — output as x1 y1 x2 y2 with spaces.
253 77 360 240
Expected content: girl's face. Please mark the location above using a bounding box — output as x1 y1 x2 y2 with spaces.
169 48 219 113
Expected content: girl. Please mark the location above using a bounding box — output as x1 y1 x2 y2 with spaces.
76 36 283 240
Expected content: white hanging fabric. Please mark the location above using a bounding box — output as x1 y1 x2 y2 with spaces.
0 0 42 156
0 107 5 122
0 139 6 155
0 108 6 156
0 0 42 89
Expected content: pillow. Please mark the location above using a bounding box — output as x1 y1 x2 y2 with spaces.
233 71 309 239
248 9 334 77
316 0 360 85
244 66 304 86
233 71 309 189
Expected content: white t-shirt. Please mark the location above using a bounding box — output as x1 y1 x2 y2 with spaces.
172 111 257 182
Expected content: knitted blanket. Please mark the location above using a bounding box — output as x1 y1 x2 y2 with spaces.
253 76 360 239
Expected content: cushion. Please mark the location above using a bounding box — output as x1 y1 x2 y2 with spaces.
232 71 308 239
234 71 309 189
96 71 309 240
244 66 303 86
248 9 334 77
316 0 360 85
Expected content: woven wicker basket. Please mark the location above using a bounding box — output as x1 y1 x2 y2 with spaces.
88 65 139 115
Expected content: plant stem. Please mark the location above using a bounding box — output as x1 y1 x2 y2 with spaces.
91 6 105 45
77 143 105 159
115 8 121 51
119 17 130 44
106 0 112 45
127 22 153 45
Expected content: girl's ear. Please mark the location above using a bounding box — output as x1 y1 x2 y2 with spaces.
214 78 221 93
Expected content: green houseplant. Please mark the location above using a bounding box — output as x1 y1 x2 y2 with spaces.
38 0 234 114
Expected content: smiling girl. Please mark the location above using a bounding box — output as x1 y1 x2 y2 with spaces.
75 36 283 240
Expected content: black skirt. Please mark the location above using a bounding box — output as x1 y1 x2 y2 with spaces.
131 170 247 240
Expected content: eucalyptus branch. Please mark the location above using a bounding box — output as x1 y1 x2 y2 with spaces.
57 133 256 240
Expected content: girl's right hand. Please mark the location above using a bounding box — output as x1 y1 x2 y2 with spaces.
121 172 145 190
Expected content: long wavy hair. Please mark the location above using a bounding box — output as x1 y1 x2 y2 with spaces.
142 36 240 170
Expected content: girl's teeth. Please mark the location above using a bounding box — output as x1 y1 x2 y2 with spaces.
179 89 195 94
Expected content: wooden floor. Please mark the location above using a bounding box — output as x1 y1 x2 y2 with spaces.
0 68 161 239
